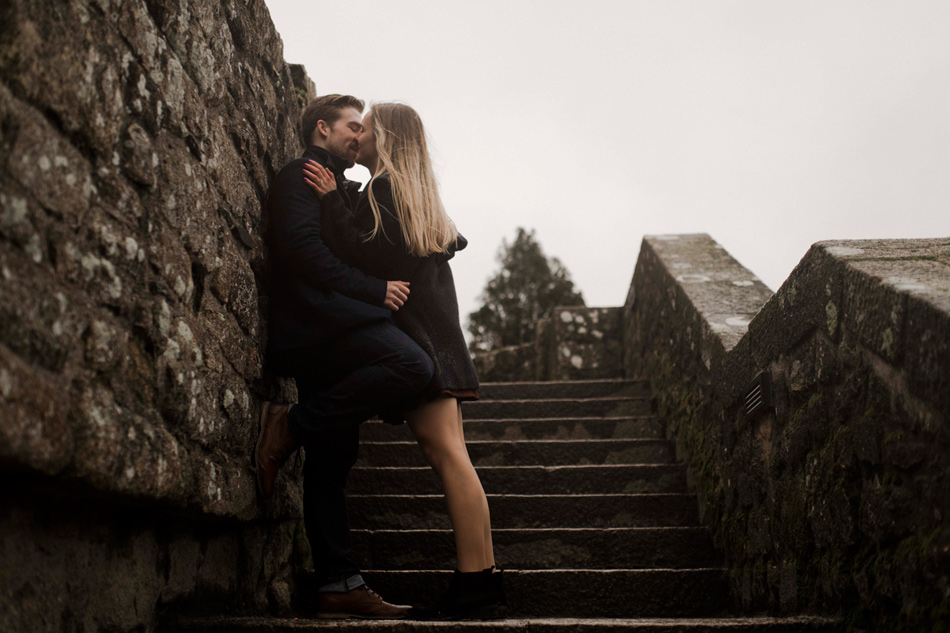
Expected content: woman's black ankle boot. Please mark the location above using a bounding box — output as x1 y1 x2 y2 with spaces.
419 566 506 620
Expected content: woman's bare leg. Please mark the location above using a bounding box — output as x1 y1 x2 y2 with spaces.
456 402 495 568
407 397 494 571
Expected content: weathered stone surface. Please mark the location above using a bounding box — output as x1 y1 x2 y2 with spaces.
0 343 73 476
288 63 316 111
463 396 652 420
357 438 675 468
473 341 538 382
329 378 849 632
474 307 623 382
624 234 950 631
0 492 302 633
348 493 700 530
477 379 650 401
169 615 843 633
351 526 718 570
1 0 312 629
550 307 623 380
1 0 304 515
349 463 688 495
365 414 664 442
358 569 731 618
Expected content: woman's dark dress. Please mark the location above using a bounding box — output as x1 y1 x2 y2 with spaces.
319 175 479 416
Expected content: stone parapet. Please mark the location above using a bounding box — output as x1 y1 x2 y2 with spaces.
0 0 310 629
548 307 623 380
473 307 623 382
472 341 538 383
624 234 950 630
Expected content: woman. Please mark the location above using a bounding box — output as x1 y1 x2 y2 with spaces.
302 102 504 619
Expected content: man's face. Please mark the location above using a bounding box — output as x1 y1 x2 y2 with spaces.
321 107 363 167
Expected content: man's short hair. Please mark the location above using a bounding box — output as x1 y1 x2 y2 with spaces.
300 94 365 145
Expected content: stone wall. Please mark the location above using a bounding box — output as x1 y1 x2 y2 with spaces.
473 307 623 382
0 1 312 631
624 234 950 631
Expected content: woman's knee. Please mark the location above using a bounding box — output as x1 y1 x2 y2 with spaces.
420 441 471 475
408 397 468 468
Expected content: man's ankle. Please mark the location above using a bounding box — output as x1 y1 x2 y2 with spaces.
317 573 365 593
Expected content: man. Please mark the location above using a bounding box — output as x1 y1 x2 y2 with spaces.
256 94 433 619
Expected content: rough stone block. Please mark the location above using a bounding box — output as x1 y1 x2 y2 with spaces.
472 341 537 383
1 0 310 628
842 259 949 366
624 233 950 627
163 535 202 604
535 316 556 380
902 284 950 420
749 244 843 369
0 343 73 476
550 306 622 379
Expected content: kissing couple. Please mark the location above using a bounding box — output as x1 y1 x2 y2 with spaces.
254 94 504 620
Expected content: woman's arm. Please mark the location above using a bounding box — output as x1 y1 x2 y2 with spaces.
350 178 424 282
304 164 422 282
265 162 388 307
317 188 368 268
302 164 395 275
301 162 410 310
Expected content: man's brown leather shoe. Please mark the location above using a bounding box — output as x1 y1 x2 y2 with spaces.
312 586 411 620
254 402 300 498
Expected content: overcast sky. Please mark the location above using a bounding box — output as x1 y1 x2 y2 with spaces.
266 1 949 326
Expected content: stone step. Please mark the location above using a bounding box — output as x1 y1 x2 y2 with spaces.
462 397 653 420
356 439 675 468
479 380 650 400
359 569 730 618
348 464 688 495
351 527 718 570
170 615 841 632
361 416 664 442
348 494 700 530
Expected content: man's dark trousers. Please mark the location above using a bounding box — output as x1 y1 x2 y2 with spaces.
279 319 433 589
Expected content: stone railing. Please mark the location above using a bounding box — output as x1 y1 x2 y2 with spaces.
1 1 312 630
473 307 623 382
624 234 949 630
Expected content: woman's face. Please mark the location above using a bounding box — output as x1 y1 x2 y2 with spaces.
356 113 378 168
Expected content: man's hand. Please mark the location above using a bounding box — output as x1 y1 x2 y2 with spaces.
384 281 410 311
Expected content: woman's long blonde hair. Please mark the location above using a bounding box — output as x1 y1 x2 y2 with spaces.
365 102 458 256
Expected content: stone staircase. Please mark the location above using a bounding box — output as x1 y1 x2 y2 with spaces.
172 379 838 632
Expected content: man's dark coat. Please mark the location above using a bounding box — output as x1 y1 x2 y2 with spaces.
264 146 390 370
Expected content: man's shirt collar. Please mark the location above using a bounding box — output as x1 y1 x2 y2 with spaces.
303 145 351 176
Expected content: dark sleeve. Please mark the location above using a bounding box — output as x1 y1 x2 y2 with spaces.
265 163 387 306
318 189 368 270
321 178 422 281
